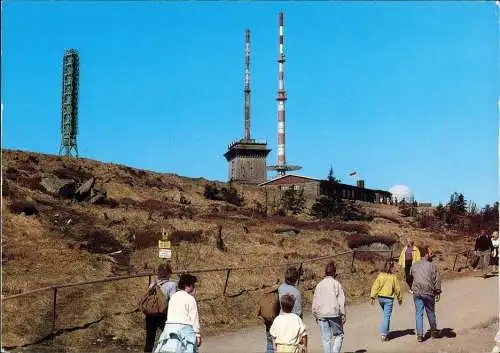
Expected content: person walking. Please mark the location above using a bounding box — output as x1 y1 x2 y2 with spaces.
144 264 177 353
410 246 442 342
398 238 421 292
270 294 308 353
155 274 201 353
475 229 494 278
312 261 346 353
492 231 499 273
370 260 403 342
278 267 302 318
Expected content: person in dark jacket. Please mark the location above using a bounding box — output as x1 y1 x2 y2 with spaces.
410 246 441 342
475 229 494 278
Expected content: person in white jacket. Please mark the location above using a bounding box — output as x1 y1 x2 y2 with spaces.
154 274 201 353
312 261 346 353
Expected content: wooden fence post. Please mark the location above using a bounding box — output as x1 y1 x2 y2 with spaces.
52 286 58 338
297 262 303 285
148 274 152 286
452 253 459 272
223 269 231 295
350 251 356 273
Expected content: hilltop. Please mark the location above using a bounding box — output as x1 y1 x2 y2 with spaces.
1 149 474 352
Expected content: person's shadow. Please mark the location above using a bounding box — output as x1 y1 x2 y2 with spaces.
422 328 457 340
483 274 498 279
387 329 415 340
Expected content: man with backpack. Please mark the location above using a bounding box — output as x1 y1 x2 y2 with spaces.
258 283 281 353
142 264 177 353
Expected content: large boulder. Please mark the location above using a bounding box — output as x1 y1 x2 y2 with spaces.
40 177 76 198
75 177 95 201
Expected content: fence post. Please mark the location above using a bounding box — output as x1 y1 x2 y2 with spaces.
52 286 58 338
350 250 356 273
297 262 303 285
465 250 470 269
148 274 152 286
452 253 459 272
223 269 231 295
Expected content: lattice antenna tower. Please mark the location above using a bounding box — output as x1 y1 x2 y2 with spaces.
59 49 79 157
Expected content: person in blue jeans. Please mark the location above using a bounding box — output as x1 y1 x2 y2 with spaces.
370 260 403 341
410 245 442 342
312 261 346 353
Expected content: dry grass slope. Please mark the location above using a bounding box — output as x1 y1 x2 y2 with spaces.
1 149 474 352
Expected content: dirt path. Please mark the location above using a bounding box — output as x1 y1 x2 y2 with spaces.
201 274 499 353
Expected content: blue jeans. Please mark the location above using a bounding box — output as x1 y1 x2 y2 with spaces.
413 294 437 337
378 297 394 336
318 317 344 353
265 321 274 353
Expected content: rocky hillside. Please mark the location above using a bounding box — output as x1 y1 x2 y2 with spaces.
1 149 473 352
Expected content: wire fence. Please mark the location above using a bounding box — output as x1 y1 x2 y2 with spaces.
1 247 420 348
2 250 393 344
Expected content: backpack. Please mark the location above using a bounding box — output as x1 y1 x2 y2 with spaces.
139 282 168 316
257 285 280 323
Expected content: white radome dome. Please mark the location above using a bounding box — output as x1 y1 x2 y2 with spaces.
389 185 414 203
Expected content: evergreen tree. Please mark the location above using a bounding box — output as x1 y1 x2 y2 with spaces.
281 187 305 215
327 166 341 183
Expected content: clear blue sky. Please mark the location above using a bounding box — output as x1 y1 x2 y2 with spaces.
2 1 498 207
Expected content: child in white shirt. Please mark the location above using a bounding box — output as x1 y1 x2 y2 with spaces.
270 294 308 353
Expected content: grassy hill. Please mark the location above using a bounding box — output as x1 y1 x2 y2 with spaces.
1 149 474 352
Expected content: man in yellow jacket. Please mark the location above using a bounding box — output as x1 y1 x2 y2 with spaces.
398 239 421 291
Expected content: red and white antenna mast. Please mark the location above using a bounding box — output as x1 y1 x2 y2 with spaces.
267 12 301 177
277 12 287 167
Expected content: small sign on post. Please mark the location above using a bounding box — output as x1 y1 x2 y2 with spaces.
159 228 172 259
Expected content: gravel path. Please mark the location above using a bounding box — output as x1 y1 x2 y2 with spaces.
201 274 498 353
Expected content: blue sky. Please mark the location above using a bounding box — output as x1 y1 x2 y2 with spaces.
2 1 498 207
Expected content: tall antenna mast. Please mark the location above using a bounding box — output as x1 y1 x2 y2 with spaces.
277 12 287 167
244 29 251 141
267 12 301 176
59 49 79 157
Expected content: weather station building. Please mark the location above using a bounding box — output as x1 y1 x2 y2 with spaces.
260 175 392 205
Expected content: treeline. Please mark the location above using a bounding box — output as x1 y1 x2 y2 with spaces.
400 192 499 235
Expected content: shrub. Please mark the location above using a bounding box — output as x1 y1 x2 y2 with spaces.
9 201 39 216
280 188 305 215
347 234 396 249
145 176 166 189
203 183 244 206
169 230 203 245
84 229 122 253
220 184 244 206
133 227 161 249
100 198 119 209
204 183 222 201
311 195 345 219
118 197 139 208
